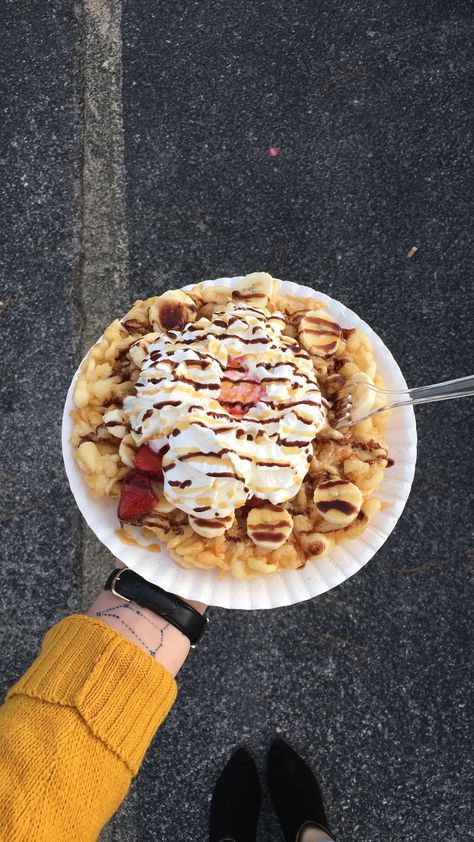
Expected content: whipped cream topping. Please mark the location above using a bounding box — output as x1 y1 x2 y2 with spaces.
123 303 327 520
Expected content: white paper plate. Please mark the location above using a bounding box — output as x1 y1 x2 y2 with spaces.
62 277 417 609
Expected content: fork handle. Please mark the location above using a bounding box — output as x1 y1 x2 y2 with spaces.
376 374 474 420
344 375 474 428
401 375 474 405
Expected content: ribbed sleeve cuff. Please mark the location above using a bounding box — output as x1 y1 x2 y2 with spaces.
7 615 177 775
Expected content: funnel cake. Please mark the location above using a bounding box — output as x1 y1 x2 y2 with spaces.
71 273 392 579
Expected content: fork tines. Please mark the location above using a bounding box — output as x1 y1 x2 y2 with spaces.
330 394 353 430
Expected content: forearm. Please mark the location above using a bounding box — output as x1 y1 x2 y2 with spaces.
0 582 202 841
87 589 205 676
0 695 131 841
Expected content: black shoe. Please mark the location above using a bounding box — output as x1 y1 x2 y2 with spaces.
267 738 333 842
209 747 261 842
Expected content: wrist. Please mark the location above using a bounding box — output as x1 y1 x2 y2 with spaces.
88 590 193 676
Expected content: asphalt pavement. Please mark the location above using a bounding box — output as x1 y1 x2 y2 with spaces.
0 1 472 840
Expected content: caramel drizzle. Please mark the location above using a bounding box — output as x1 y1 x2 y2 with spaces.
115 529 161 552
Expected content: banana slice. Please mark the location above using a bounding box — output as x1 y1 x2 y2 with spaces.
140 510 173 532
189 512 234 538
247 505 294 548
298 309 342 356
313 478 362 526
150 483 176 513
232 272 274 307
199 285 232 305
324 373 346 397
129 332 162 368
149 290 197 332
345 371 377 419
103 408 129 439
118 433 135 467
270 276 281 304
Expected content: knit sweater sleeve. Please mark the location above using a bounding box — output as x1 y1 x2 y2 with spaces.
0 615 177 841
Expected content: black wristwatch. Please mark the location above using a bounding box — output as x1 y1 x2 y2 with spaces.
104 568 209 648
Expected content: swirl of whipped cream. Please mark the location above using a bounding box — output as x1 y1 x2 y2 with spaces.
123 303 327 521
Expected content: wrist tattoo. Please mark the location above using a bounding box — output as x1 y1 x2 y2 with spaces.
95 602 171 658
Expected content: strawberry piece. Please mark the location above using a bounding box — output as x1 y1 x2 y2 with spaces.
133 443 164 479
227 355 247 369
220 357 265 417
226 402 245 418
219 378 265 409
225 356 249 381
118 472 157 521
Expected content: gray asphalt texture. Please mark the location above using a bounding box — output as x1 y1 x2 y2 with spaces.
0 3 82 669
1 1 473 841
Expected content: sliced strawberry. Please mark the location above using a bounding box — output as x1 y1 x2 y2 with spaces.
133 443 164 479
118 472 157 521
225 356 249 381
226 402 245 418
227 355 247 369
219 378 265 410
219 357 265 417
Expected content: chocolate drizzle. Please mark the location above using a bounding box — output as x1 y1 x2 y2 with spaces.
255 460 292 468
317 500 357 516
180 449 231 461
185 359 212 369
174 376 220 390
251 531 286 543
206 471 244 481
153 400 182 409
129 295 329 517
190 516 232 528
318 479 350 489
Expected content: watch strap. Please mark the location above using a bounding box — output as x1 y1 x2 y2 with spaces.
104 568 208 647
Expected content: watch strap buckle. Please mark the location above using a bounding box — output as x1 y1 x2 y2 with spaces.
110 569 131 603
191 614 210 648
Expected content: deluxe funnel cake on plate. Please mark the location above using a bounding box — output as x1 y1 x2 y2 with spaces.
70 273 392 579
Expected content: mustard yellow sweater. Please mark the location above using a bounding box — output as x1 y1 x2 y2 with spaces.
0 615 177 841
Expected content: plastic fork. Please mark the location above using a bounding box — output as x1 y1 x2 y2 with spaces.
331 374 474 430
